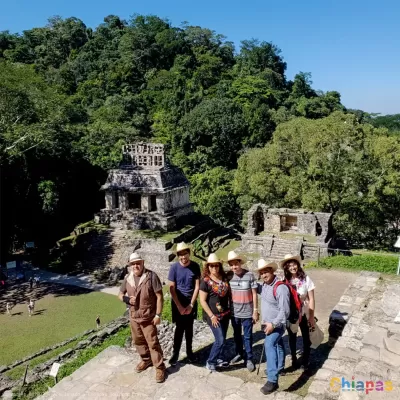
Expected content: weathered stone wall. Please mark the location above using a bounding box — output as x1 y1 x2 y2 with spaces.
264 214 280 232
303 243 329 259
172 220 216 244
164 187 190 213
297 214 316 235
245 206 332 243
306 272 400 400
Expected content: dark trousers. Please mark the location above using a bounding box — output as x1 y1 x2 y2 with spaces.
171 300 197 356
231 317 254 361
287 314 311 365
208 317 229 365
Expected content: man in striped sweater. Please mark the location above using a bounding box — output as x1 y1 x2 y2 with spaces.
227 251 259 372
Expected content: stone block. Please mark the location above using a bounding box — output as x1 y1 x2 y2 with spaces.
335 336 363 352
81 367 114 383
387 323 400 334
237 382 268 400
383 337 400 356
380 348 400 367
382 290 400 318
362 327 388 348
360 345 380 361
391 333 400 342
338 391 362 400
340 295 353 303
308 379 339 398
315 368 336 380
354 298 364 306
342 323 371 340
206 372 244 392
322 359 357 375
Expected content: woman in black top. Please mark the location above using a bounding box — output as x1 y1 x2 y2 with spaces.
199 253 231 372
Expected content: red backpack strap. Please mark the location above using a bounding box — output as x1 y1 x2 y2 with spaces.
273 280 285 298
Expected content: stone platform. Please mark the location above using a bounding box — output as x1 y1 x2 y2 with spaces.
35 346 302 400
306 272 400 400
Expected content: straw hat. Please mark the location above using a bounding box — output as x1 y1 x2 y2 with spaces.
203 253 223 268
129 252 144 264
176 242 191 255
279 254 302 268
227 250 246 265
257 258 278 272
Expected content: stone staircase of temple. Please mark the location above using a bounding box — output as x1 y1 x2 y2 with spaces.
269 237 302 260
81 228 135 271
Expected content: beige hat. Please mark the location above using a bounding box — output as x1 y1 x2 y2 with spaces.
279 254 302 268
129 252 144 264
203 253 223 268
257 258 278 272
176 242 191 255
227 250 246 264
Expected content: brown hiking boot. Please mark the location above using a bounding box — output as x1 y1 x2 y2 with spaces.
135 360 152 373
155 367 166 383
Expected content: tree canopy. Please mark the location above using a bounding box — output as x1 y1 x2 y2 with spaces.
1 14 398 261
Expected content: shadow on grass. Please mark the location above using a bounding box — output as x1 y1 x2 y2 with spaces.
33 309 47 316
0 282 93 313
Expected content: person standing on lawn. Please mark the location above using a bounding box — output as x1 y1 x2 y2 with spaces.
168 242 201 366
118 252 166 383
199 253 231 372
227 250 259 372
257 259 290 395
96 315 101 329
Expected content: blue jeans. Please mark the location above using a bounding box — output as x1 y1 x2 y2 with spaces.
208 317 229 365
231 317 254 361
265 327 285 383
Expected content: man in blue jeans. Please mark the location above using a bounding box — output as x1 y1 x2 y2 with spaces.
228 251 259 372
257 259 290 395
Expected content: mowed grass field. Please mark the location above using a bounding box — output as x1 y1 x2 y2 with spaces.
0 283 126 366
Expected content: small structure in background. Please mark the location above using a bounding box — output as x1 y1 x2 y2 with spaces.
240 205 333 263
95 143 193 231
245 205 332 242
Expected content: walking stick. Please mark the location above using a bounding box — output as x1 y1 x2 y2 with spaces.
257 343 265 375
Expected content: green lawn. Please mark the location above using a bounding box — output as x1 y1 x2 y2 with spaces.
0 285 126 366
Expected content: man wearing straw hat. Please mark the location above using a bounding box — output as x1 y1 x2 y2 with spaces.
168 242 201 365
118 252 166 383
227 250 259 372
257 259 290 395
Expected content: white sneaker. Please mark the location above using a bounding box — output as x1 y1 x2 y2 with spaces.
216 359 229 368
230 354 242 364
206 362 216 372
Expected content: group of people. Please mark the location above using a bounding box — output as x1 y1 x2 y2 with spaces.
118 242 316 395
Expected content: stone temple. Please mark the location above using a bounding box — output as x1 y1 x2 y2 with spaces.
95 143 193 231
240 205 333 262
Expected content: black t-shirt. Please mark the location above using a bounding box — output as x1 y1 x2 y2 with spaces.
200 277 231 323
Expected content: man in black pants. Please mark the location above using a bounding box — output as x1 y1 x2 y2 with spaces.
168 242 200 365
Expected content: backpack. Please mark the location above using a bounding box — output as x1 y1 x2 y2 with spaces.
273 280 302 324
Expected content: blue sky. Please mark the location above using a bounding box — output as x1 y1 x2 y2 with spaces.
1 0 399 115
